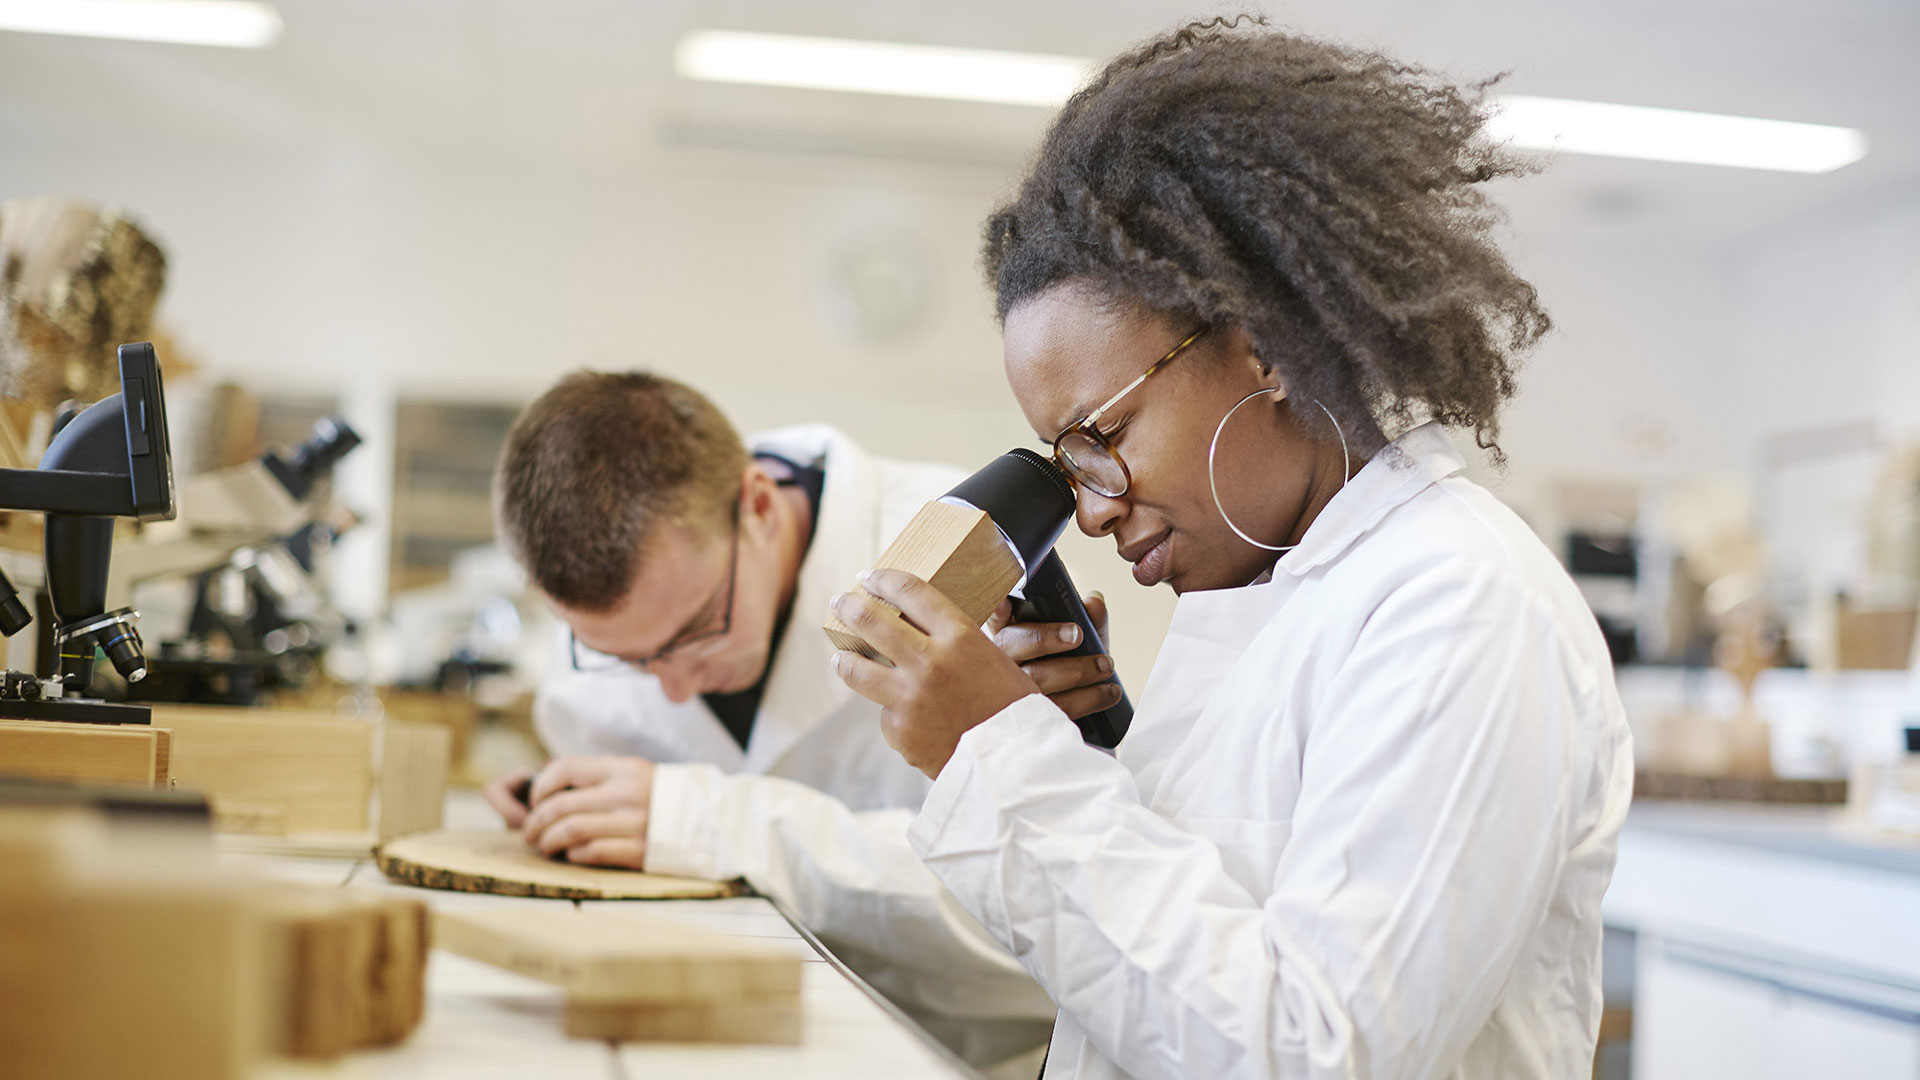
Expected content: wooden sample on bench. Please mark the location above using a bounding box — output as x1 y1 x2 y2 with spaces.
435 906 802 1045
376 829 742 900
0 719 172 787
152 706 374 834
434 907 799 1000
564 997 803 1044
256 885 430 1058
377 719 450 840
823 499 1023 663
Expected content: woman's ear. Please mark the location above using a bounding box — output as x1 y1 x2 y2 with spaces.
1227 325 1285 392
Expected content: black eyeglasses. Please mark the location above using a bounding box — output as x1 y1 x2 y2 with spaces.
568 501 741 674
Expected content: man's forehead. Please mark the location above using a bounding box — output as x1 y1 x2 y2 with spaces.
559 522 718 650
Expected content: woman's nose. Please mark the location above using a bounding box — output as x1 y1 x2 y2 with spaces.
1075 488 1127 538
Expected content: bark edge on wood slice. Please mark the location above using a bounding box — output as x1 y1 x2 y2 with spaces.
376 829 742 900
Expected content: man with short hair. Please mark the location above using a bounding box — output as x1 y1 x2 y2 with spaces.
486 371 1104 1071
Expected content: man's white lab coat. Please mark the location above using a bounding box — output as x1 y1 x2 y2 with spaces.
533 424 1056 1067
908 423 1636 1080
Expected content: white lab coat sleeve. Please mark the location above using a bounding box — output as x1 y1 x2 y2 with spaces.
909 559 1600 1080
644 761 1057 1030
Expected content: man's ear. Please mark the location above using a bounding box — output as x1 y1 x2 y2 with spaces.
739 461 780 533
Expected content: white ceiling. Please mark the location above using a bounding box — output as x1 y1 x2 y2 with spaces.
2 0 1915 248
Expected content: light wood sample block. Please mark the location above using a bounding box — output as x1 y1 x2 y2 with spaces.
255 885 429 1058
377 718 450 841
152 706 374 834
0 804 431 1076
433 906 801 1002
0 719 171 788
564 997 803 1044
377 829 741 900
822 499 1022 663
434 906 803 1045
0 806 270 1080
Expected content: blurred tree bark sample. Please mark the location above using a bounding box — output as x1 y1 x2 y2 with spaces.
0 197 166 414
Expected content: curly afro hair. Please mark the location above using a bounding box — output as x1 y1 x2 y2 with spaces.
984 16 1548 458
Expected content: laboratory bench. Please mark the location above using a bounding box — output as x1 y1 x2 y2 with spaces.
226 793 978 1080
1605 801 1920 1079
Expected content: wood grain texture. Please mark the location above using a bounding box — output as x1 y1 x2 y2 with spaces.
434 907 799 1002
823 500 1023 663
154 706 374 833
0 719 168 787
376 829 742 900
564 997 803 1044
376 720 450 841
256 885 429 1058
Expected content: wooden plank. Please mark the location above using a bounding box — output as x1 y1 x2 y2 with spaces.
377 829 741 900
0 805 271 1080
153 706 374 833
254 885 429 1058
0 719 166 787
565 997 803 1044
433 906 801 1003
377 720 450 841
823 499 1022 663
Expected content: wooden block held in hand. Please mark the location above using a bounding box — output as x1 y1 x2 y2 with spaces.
822 499 1023 664
0 719 171 788
433 906 801 1003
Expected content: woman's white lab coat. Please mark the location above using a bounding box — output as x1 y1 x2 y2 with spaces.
532 425 1056 1069
908 423 1636 1080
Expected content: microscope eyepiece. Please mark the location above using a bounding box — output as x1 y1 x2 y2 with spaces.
265 417 363 501
0 566 31 637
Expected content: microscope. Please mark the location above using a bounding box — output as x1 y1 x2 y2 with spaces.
0 342 175 724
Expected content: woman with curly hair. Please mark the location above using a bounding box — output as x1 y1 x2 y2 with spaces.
829 17 1633 1079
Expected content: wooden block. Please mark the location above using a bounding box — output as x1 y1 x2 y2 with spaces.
152 705 374 833
433 906 801 1003
377 720 450 841
0 719 170 787
564 997 803 1044
0 806 274 1080
822 499 1023 664
377 829 742 899
254 885 429 1058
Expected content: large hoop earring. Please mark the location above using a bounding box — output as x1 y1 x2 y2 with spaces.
1207 392 1351 552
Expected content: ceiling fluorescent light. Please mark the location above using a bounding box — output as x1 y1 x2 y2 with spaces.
1487 95 1866 173
674 30 1093 107
0 0 282 48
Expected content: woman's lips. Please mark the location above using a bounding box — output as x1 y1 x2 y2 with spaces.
1130 532 1173 587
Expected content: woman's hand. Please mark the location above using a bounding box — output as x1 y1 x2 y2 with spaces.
517 756 656 869
830 569 1039 778
985 592 1121 721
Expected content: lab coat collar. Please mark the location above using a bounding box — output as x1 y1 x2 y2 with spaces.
1274 421 1465 578
738 426 873 773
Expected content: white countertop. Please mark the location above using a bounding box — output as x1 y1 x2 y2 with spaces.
238 796 975 1080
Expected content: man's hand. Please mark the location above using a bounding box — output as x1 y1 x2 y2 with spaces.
481 765 538 828
984 592 1120 721
517 756 657 869
829 569 1038 778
